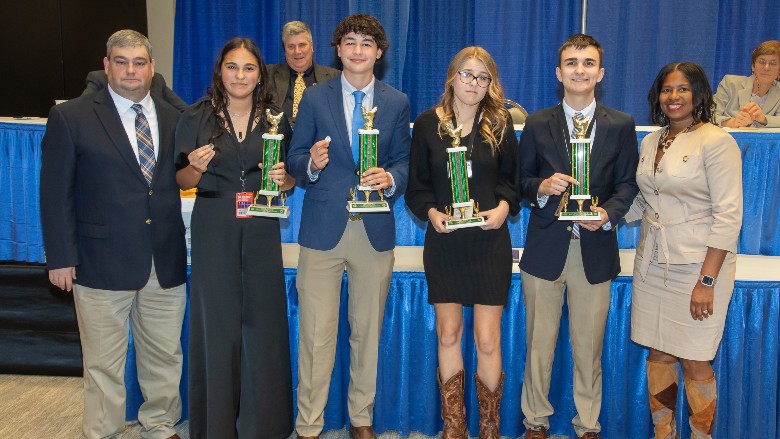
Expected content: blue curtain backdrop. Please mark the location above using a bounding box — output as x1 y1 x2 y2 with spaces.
174 0 780 124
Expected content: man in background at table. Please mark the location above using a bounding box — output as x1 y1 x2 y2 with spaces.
81 69 188 112
287 14 410 439
40 29 186 439
517 34 639 439
267 20 339 127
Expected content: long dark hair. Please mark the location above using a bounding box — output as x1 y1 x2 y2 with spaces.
208 37 273 139
648 62 714 126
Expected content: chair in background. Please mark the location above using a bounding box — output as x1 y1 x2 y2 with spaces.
504 98 527 125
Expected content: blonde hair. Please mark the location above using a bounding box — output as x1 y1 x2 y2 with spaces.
438 47 508 153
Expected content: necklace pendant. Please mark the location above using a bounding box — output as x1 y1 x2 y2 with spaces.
238 131 243 140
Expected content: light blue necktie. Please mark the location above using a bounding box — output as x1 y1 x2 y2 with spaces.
131 104 156 186
351 91 365 164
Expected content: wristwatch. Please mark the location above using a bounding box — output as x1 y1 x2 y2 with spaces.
700 275 717 287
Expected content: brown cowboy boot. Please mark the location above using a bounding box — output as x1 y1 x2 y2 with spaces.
438 369 467 439
647 359 679 439
475 372 504 439
685 375 717 439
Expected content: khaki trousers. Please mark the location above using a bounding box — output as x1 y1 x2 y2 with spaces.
73 263 186 439
295 220 394 436
520 239 611 437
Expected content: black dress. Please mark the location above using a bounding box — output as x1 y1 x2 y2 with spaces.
405 109 520 305
174 99 293 439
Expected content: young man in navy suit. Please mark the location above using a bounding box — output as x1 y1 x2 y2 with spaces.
518 34 639 439
40 30 186 439
287 14 410 439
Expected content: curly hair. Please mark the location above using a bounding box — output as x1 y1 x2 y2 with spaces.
207 37 274 141
437 46 509 154
647 61 714 126
330 14 389 55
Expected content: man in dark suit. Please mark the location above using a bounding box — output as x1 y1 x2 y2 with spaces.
40 29 186 439
287 14 410 439
81 69 188 112
267 20 339 127
518 34 639 439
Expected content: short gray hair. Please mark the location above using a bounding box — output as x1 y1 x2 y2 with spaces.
106 29 152 59
281 21 312 44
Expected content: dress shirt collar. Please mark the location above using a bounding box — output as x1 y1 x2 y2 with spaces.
289 64 315 78
107 85 153 114
561 98 596 121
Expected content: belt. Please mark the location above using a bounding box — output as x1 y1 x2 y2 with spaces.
638 208 712 282
196 191 245 199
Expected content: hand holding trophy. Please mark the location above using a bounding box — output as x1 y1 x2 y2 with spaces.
347 106 390 213
248 109 290 218
443 123 485 230
557 114 600 221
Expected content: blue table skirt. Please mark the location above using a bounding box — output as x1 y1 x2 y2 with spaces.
125 271 780 438
3 123 780 261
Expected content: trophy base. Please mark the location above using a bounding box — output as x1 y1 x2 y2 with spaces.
247 204 290 218
347 200 390 213
445 216 486 230
558 211 600 221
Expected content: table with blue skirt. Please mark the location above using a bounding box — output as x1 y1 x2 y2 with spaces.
3 119 779 438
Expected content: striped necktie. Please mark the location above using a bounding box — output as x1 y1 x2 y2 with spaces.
351 91 365 164
131 104 156 186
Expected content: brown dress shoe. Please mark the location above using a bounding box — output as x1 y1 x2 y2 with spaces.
349 425 377 439
578 433 601 439
166 435 181 439
525 426 547 439
297 436 319 439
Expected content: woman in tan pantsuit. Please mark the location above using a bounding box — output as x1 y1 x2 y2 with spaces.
625 62 743 439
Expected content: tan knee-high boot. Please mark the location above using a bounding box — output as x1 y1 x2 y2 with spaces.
475 372 504 439
438 369 467 439
685 374 717 439
647 359 679 439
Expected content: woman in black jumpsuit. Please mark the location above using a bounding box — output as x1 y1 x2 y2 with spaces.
174 37 294 439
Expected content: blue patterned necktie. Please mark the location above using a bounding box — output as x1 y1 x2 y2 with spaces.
131 104 156 186
351 91 365 164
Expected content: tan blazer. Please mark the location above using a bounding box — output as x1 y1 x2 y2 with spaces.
713 74 780 127
625 124 743 278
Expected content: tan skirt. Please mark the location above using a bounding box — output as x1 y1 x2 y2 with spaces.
630 253 736 361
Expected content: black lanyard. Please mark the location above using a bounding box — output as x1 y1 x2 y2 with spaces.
223 106 257 191
462 110 482 159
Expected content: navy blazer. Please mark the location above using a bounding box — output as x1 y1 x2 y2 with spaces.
519 103 639 284
40 88 187 290
287 76 411 252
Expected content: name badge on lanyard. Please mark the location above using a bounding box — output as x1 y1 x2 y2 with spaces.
236 192 253 218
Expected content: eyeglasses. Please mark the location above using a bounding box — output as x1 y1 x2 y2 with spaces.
457 71 491 88
756 59 779 68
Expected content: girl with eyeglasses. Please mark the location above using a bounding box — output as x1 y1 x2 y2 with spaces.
405 46 519 439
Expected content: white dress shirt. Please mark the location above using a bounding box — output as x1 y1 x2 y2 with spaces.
107 86 159 163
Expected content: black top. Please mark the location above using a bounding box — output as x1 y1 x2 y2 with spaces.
405 108 520 220
174 98 292 193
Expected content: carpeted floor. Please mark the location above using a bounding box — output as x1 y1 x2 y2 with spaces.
0 375 570 439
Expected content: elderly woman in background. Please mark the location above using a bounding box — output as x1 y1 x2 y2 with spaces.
626 62 742 439
713 40 780 127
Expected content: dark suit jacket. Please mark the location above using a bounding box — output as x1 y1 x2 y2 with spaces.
267 63 340 125
519 103 639 284
40 87 187 290
81 70 188 112
287 76 411 252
